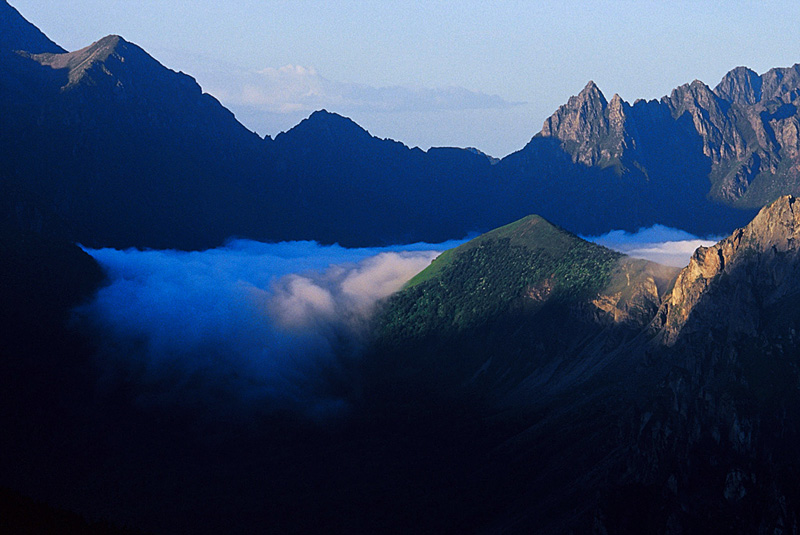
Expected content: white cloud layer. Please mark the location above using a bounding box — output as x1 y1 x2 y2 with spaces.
204 63 520 115
76 239 462 418
584 225 722 267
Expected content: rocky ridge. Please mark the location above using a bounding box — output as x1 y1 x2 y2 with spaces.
599 195 800 535
535 66 800 209
655 195 800 345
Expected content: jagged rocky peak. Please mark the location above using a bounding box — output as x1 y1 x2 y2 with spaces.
577 79 607 104
0 0 65 54
656 195 800 344
607 93 628 128
713 66 763 105
664 78 741 164
542 81 606 136
735 193 800 248
760 63 800 103
542 80 609 134
539 81 635 166
665 79 722 114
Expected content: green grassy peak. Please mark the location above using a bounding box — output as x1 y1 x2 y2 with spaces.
384 214 624 342
406 214 593 288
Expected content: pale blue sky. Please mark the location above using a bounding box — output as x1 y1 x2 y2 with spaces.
11 1 800 157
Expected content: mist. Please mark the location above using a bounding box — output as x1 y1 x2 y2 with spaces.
76 239 463 418
584 225 722 267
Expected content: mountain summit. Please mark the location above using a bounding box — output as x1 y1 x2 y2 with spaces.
713 65 763 105
0 10 279 250
374 214 678 402
539 80 630 168
31 34 155 90
275 109 374 146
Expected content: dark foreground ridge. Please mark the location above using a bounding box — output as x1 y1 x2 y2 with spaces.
366 196 800 533
4 184 800 532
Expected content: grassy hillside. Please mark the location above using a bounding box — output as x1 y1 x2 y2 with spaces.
383 215 622 341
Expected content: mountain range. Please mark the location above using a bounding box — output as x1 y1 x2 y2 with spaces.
4 1 800 249
5 1 800 533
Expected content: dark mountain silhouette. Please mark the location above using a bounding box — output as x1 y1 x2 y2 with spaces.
270 109 501 244
0 182 114 533
0 2 506 249
0 486 143 535
0 22 288 250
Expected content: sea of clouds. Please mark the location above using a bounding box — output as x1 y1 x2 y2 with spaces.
585 224 721 267
75 225 719 419
76 239 464 419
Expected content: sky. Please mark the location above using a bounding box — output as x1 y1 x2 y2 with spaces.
12 1 800 157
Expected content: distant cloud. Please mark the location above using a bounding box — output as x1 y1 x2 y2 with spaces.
75 239 463 419
206 63 521 115
584 225 722 267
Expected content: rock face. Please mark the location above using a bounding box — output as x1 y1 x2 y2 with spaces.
592 257 678 326
656 195 800 345
606 195 800 535
496 73 756 236
540 81 635 169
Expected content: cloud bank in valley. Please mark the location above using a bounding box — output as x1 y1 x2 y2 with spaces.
584 225 722 267
75 226 712 420
76 239 462 418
